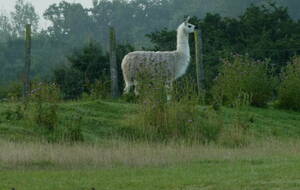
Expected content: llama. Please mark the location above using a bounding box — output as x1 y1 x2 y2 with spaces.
121 17 196 97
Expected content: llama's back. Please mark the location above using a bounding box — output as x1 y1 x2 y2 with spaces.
121 51 180 83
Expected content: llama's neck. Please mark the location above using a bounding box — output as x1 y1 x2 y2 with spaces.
173 27 191 79
176 29 190 57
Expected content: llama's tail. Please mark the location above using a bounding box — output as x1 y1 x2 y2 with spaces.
121 55 133 94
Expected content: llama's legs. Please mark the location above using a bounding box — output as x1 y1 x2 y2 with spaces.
123 81 133 94
165 82 173 101
134 80 139 96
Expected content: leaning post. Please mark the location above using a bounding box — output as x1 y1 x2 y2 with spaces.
194 29 205 97
109 27 120 98
23 24 31 99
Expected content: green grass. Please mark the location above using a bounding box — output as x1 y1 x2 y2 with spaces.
221 106 300 137
1 100 300 189
0 100 135 141
0 100 300 142
1 157 300 190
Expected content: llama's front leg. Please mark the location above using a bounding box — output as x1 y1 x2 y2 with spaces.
165 82 173 101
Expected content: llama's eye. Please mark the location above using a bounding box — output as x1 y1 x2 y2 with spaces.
188 25 192 28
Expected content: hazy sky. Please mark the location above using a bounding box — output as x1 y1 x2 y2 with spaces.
0 0 93 27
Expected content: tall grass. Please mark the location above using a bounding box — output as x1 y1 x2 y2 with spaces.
218 92 254 147
1 139 300 169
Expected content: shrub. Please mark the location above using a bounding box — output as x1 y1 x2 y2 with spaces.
277 56 300 111
122 76 223 143
212 55 275 107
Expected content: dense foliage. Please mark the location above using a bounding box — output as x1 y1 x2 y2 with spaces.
278 56 300 111
54 42 108 99
147 4 300 88
212 55 275 107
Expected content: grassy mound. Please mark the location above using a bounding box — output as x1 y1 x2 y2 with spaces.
0 100 300 142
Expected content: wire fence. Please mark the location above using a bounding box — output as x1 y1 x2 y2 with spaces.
0 35 300 98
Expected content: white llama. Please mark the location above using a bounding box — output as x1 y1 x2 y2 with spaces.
121 16 196 96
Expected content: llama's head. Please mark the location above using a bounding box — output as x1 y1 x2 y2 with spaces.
178 16 197 34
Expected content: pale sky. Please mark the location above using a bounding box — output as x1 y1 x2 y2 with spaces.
0 0 93 28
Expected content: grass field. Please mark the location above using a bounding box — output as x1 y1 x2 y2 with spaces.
1 140 300 190
1 139 300 190
1 100 300 189
1 160 300 190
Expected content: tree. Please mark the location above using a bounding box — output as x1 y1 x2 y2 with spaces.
11 0 39 37
44 1 93 46
146 29 176 51
0 13 13 42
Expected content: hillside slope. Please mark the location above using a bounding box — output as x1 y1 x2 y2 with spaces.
0 100 299 142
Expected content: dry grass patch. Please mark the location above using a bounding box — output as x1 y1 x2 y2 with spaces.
1 139 300 169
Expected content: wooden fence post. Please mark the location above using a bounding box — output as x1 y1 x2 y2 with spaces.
23 24 31 99
194 29 205 95
109 27 120 98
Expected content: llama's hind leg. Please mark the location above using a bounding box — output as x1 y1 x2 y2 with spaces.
123 81 133 94
165 81 173 101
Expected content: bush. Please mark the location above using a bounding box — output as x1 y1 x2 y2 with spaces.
122 76 223 143
212 55 275 107
277 57 300 111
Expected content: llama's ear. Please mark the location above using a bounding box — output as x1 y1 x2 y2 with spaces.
184 16 191 25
